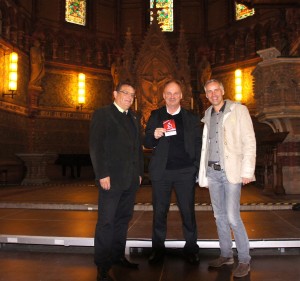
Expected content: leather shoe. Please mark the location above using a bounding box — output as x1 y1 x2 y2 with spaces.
184 252 200 265
114 256 139 269
97 267 115 281
148 249 165 264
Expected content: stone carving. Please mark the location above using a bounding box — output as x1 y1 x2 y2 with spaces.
133 14 179 128
197 55 212 91
111 56 121 89
256 47 281 61
29 39 45 90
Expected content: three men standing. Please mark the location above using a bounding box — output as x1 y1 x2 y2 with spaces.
90 77 256 280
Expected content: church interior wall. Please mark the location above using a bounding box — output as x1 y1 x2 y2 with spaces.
207 0 229 32
180 4 204 36
36 0 61 23
0 0 299 189
96 0 116 38
120 1 145 39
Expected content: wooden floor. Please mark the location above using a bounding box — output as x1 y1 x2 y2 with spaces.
0 181 300 281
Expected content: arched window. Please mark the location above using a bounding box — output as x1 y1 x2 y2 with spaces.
150 0 174 32
235 2 255 21
65 0 87 26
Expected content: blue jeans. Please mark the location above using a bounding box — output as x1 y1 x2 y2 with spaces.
207 166 251 263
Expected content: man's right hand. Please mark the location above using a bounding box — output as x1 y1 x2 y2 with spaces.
99 177 111 190
154 128 166 139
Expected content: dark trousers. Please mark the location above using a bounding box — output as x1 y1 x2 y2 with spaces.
151 166 199 254
94 187 136 268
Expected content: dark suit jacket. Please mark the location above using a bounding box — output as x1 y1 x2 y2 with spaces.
144 106 201 181
89 104 144 190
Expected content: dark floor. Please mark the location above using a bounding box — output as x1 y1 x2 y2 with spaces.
0 181 300 281
0 245 300 281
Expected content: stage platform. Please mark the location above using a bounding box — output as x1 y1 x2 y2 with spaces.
0 182 299 250
0 181 300 281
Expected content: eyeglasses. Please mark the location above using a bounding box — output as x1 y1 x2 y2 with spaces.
118 90 136 99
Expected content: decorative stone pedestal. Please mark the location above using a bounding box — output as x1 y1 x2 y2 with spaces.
28 86 42 117
16 153 57 185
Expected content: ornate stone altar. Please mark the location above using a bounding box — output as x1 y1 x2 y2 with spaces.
112 16 194 129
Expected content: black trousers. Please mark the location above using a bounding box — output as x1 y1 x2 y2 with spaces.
94 186 137 268
151 166 199 254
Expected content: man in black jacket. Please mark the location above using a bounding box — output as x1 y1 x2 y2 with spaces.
90 81 144 281
144 79 201 265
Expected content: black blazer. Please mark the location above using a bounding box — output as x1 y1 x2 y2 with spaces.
144 106 201 181
89 104 144 190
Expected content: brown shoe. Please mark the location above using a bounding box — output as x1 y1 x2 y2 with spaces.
208 256 234 268
233 263 250 278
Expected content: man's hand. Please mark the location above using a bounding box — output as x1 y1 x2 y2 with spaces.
242 177 251 186
99 177 111 190
154 127 166 139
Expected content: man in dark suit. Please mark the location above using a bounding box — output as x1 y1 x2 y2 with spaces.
90 81 144 281
144 79 201 265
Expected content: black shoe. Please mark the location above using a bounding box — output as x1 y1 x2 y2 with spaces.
148 249 165 264
97 267 115 281
114 256 139 269
184 252 200 265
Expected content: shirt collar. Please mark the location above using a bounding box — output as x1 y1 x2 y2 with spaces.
166 106 181 115
114 102 128 114
211 101 226 115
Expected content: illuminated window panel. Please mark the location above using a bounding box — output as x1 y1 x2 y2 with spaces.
150 0 173 32
65 0 86 26
235 2 255 21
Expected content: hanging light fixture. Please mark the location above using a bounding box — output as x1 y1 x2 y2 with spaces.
77 73 85 110
3 52 18 98
235 69 242 102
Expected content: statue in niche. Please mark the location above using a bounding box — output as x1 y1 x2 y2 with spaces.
29 39 45 90
197 55 212 91
111 56 122 89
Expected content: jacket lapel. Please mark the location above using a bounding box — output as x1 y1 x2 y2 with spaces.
109 104 134 140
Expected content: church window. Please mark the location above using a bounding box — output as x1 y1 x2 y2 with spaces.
150 0 174 32
65 0 87 26
235 2 255 21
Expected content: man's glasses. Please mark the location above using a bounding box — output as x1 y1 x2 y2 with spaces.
118 90 136 99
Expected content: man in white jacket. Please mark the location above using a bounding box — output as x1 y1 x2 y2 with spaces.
198 79 256 278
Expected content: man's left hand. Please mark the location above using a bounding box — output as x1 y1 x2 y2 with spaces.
242 177 251 185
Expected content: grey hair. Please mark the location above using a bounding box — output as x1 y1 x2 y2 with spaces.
204 79 225 93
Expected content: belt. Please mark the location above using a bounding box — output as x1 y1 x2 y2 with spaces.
208 162 221 171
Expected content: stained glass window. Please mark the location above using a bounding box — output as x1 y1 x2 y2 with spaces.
150 0 173 32
65 0 86 26
235 2 255 21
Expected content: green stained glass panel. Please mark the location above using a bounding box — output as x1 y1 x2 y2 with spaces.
150 0 173 32
235 2 255 21
65 0 86 26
